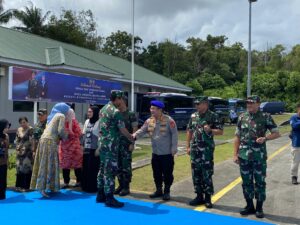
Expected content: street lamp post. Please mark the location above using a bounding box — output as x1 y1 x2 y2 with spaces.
131 0 135 111
247 0 257 97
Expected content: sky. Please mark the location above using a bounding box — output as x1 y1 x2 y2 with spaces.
3 0 300 51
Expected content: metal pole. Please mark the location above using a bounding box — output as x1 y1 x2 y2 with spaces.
131 0 135 111
247 1 252 97
33 101 37 124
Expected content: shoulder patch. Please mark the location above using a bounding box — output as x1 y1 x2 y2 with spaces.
170 119 176 129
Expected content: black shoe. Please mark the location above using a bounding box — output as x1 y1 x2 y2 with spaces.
119 188 130 196
189 193 205 206
205 194 213 208
105 194 124 208
96 190 106 203
255 201 264 218
240 199 256 216
292 176 298 185
162 192 170 201
114 185 123 195
256 210 265 218
149 189 163 198
61 184 69 189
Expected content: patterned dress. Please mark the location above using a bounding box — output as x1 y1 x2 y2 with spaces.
30 113 67 192
15 126 34 189
59 119 82 169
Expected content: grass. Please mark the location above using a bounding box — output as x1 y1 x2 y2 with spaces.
131 143 233 192
132 145 152 162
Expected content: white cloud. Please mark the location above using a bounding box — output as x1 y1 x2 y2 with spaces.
2 0 300 50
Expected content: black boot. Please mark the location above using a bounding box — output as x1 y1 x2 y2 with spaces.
114 180 123 195
256 201 264 218
162 185 171 201
105 194 124 208
189 193 205 206
205 194 213 208
240 199 256 215
119 182 130 196
292 176 298 185
149 186 163 198
96 189 106 203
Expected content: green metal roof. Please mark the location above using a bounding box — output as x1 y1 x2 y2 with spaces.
0 26 191 91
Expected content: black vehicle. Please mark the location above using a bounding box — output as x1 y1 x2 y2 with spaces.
137 93 195 129
260 101 285 114
208 97 230 123
228 98 246 115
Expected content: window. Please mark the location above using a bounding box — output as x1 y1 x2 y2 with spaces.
13 101 38 112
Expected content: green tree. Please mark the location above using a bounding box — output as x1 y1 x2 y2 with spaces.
285 45 300 71
0 0 16 24
102 30 143 61
13 4 50 35
199 73 226 89
186 79 203 96
45 9 102 50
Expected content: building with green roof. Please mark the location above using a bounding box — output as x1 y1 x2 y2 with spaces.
0 26 191 127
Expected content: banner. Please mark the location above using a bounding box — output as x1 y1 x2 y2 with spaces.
9 67 122 105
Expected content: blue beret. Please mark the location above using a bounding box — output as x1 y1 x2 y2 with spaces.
151 100 165 109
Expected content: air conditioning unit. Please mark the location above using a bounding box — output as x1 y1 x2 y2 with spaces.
0 66 5 76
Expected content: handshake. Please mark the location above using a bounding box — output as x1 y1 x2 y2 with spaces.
128 133 137 142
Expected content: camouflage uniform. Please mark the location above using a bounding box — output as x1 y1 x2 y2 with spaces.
235 106 278 202
117 109 138 186
32 109 47 154
97 101 126 195
188 98 223 196
32 121 46 151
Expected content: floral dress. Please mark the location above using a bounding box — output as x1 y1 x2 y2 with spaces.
30 113 67 192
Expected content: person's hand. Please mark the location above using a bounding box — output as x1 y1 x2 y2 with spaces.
132 133 137 141
256 137 266 144
233 155 239 164
129 144 134 152
186 147 191 155
94 148 100 157
204 125 211 134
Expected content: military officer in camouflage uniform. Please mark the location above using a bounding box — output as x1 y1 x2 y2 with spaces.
133 100 178 201
32 109 47 158
234 95 280 218
187 96 223 208
96 90 133 208
114 97 138 196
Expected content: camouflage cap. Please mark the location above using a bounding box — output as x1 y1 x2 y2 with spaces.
37 108 47 115
246 95 260 103
111 90 124 98
194 96 208 104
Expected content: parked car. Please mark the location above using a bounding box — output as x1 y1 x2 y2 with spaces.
260 101 285 114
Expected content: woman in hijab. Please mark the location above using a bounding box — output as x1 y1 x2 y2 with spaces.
30 103 70 198
59 109 82 188
81 106 100 193
0 119 10 200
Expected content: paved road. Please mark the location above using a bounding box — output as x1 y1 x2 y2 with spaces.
126 135 299 225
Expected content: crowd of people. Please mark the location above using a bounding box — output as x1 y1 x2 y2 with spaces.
1 91 299 219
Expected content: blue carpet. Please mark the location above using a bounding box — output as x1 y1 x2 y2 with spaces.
0 190 272 225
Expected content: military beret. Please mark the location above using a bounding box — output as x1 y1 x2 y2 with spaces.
37 108 47 115
151 100 165 109
246 95 260 103
194 96 208 104
111 90 124 98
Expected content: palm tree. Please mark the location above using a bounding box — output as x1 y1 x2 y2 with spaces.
0 0 16 24
13 3 50 35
